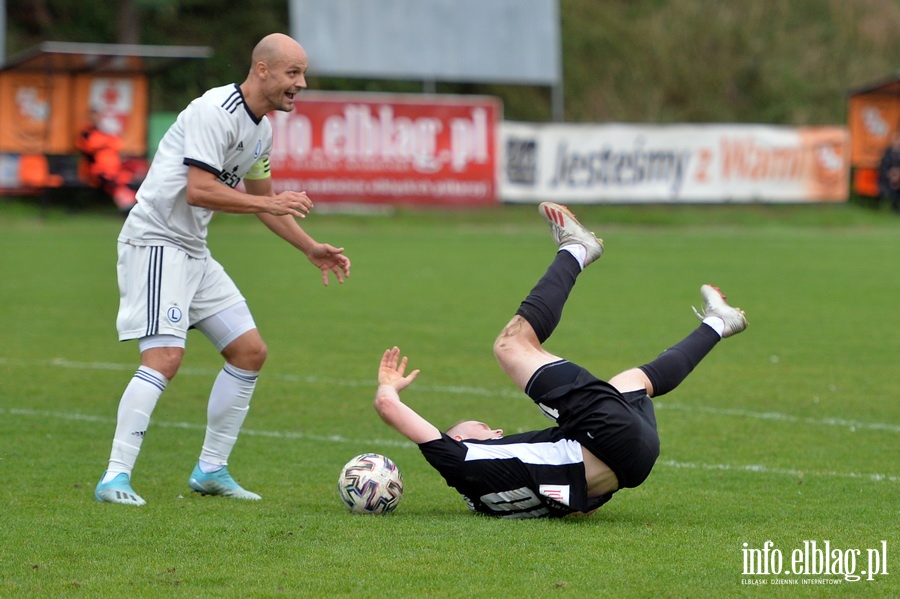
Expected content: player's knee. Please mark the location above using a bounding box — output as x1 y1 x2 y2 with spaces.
241 339 268 371
141 347 184 380
227 337 267 371
493 331 528 370
494 317 536 357
493 330 514 362
252 340 268 369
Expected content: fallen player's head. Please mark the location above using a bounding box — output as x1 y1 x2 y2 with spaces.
445 420 503 441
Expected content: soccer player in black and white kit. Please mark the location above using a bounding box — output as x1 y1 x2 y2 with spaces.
95 34 351 506
374 202 748 518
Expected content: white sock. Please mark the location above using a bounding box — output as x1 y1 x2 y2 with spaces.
103 366 168 482
199 364 258 468
703 316 726 338
561 244 587 270
198 459 224 474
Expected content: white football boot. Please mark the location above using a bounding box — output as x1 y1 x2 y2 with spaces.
539 202 604 267
692 284 748 338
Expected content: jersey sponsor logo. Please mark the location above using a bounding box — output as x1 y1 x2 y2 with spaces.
539 484 571 506
218 165 242 188
237 141 244 151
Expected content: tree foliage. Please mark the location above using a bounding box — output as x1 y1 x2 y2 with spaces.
6 0 900 124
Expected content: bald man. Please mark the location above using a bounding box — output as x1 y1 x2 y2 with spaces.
95 33 351 506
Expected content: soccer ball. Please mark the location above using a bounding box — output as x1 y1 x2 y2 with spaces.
337 453 403 515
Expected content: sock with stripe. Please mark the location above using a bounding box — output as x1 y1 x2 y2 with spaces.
198 363 259 470
102 366 168 483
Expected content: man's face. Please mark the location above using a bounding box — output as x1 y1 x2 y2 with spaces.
263 50 308 112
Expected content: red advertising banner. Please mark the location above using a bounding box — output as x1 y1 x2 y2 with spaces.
268 92 500 205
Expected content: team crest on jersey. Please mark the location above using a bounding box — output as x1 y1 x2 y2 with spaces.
253 139 262 159
167 306 184 323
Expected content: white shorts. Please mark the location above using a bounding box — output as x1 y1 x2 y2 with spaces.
116 243 246 341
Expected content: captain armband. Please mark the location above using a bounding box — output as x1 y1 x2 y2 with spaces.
243 156 271 180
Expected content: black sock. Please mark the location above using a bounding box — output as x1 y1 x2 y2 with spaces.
638 324 720 397
515 251 581 343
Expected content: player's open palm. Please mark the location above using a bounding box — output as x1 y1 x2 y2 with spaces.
379 347 419 393
306 243 351 285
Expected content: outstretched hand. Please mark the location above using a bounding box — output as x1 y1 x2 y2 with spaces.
306 243 351 286
379 346 420 393
373 347 438 444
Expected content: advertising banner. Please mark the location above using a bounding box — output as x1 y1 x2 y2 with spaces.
500 122 849 203
268 92 500 205
73 75 148 155
0 72 147 155
847 94 899 168
0 73 73 153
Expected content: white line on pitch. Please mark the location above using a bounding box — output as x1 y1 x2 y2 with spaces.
1 406 896 483
655 459 898 483
653 401 900 433
2 356 897 434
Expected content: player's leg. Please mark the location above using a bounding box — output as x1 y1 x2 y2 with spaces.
610 285 748 397
494 202 603 391
195 311 264 477
96 245 194 505
190 270 265 500
95 345 181 506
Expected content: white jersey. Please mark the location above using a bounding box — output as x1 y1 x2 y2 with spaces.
119 83 273 258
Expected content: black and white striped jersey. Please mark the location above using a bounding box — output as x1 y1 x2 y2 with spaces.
120 84 273 258
419 430 613 518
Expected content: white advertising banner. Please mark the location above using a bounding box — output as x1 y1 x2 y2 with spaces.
500 122 849 203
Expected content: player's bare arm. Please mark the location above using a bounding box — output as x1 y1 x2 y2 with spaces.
246 178 352 286
186 166 311 218
373 347 441 444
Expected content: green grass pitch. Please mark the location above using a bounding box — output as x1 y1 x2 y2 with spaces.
1 201 897 597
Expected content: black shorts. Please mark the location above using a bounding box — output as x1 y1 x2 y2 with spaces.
525 360 660 488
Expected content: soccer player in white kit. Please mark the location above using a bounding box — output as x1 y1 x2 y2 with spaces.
95 33 351 506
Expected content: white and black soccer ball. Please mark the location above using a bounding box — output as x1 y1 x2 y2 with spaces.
337 453 403 515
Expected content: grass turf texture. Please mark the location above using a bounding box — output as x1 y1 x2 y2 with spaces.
1 201 898 597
